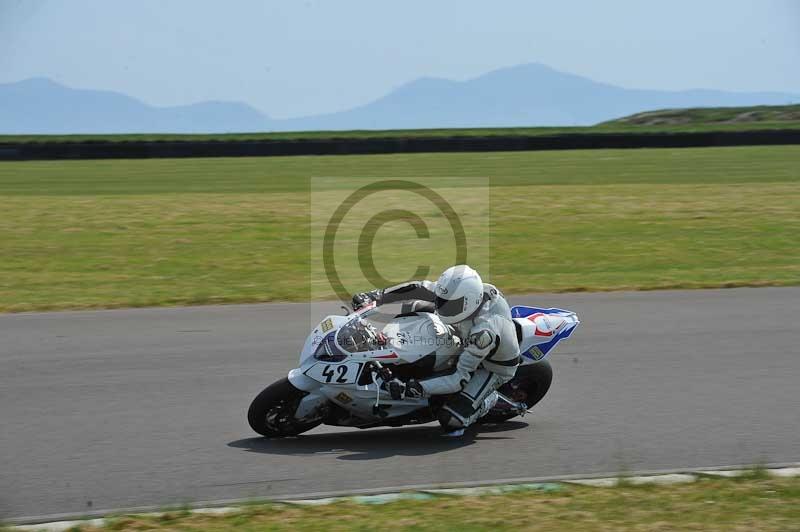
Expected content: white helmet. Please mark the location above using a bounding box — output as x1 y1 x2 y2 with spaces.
434 265 484 324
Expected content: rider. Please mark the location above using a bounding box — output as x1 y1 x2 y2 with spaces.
352 265 520 435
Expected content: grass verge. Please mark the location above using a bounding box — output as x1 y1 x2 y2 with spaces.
13 475 799 532
0 145 798 312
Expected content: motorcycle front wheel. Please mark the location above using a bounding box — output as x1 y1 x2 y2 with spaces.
247 377 323 438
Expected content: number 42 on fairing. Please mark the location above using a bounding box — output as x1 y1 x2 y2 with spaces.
304 361 364 384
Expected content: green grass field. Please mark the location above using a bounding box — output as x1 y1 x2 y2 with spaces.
0 145 798 312
15 475 798 532
2 104 799 144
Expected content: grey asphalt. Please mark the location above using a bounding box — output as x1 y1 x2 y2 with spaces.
1 287 799 521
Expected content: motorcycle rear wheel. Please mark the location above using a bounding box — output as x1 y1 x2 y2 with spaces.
247 377 323 438
481 360 553 423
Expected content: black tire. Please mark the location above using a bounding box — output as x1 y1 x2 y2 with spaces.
481 360 553 423
247 377 323 438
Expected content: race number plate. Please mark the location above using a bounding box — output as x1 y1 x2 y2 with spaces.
304 362 363 385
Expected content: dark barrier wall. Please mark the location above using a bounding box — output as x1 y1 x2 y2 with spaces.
1 130 799 161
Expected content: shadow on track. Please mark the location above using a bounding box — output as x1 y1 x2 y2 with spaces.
228 421 529 461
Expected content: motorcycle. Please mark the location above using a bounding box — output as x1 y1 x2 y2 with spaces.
248 302 579 437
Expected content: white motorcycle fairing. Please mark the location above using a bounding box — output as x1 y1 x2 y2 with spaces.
511 306 581 363
288 305 461 426
281 303 580 428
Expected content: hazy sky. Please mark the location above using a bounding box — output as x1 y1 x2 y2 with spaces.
1 0 798 118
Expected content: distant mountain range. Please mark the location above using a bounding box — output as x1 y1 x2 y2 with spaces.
2 64 799 134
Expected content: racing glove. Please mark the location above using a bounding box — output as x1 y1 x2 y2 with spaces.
388 379 424 400
352 289 383 310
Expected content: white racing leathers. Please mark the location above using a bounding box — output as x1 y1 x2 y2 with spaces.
378 281 521 429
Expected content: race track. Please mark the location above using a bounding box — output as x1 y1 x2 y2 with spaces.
2 287 799 521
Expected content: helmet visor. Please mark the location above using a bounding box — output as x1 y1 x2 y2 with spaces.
435 295 465 318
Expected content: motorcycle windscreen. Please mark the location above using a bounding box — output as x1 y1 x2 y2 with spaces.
336 317 383 353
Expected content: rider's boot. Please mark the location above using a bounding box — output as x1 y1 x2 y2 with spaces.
437 391 500 436
437 408 466 437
